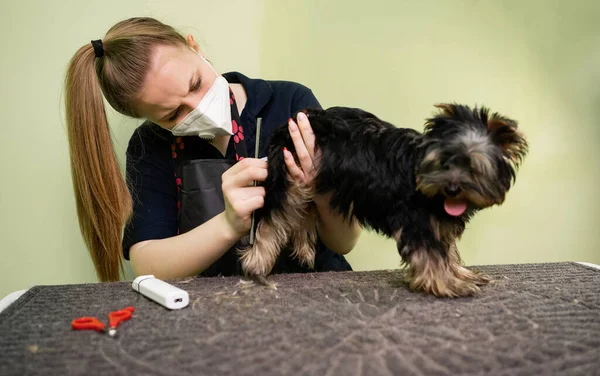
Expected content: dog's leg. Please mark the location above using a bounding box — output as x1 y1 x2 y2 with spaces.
239 181 314 285
400 246 478 297
239 216 288 289
447 241 490 287
291 202 318 268
396 222 490 297
283 182 317 267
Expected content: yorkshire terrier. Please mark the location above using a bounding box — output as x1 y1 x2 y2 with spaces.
240 103 528 297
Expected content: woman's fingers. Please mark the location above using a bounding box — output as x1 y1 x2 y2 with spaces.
223 160 268 189
288 117 314 178
283 147 305 182
236 186 266 201
230 193 265 219
221 158 267 231
296 112 316 162
222 158 267 181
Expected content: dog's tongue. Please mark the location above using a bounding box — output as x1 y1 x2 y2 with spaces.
444 198 468 216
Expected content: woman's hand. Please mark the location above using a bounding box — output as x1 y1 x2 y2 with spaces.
221 158 268 238
283 112 320 186
285 112 362 254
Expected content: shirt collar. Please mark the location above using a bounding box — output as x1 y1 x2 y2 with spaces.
223 71 273 120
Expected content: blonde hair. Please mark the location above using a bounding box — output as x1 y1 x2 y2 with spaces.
64 17 187 281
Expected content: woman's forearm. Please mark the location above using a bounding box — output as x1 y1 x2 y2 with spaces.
314 193 362 254
129 194 360 280
129 212 241 280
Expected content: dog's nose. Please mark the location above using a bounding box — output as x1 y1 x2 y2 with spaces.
445 184 460 197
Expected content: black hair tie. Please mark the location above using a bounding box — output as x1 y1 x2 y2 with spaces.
91 39 104 58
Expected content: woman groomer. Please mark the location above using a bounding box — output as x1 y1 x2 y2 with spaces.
64 17 361 281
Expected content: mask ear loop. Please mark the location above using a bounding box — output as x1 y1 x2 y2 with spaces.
191 47 219 76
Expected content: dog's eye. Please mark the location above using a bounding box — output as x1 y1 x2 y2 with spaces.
443 155 470 170
468 163 478 174
470 159 490 176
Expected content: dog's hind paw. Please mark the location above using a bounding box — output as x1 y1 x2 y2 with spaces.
240 245 274 278
251 275 278 291
239 246 280 291
236 276 278 291
293 246 316 269
236 279 255 289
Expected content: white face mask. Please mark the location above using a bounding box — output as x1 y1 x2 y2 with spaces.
170 54 233 139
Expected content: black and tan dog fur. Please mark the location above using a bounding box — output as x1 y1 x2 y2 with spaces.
240 103 528 297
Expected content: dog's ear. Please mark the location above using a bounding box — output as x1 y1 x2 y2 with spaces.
486 110 529 168
424 103 462 132
486 110 518 132
433 103 459 118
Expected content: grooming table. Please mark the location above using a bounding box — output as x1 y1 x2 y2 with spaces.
1 262 599 375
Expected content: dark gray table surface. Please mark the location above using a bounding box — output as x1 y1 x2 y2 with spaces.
1 262 599 375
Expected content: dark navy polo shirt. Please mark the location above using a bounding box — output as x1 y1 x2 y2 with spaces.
122 72 352 273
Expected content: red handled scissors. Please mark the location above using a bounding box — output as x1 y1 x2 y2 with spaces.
72 306 135 337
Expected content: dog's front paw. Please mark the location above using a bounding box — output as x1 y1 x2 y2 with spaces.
402 247 490 298
452 265 491 287
405 269 480 297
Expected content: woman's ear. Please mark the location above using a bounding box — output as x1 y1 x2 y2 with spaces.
186 34 202 55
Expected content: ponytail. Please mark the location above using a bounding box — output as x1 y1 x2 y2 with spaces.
64 17 188 281
65 45 132 281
